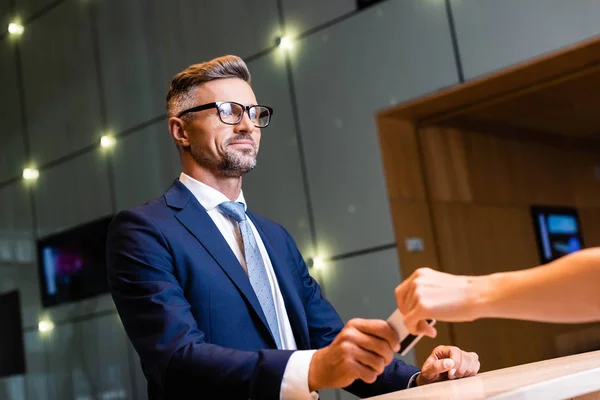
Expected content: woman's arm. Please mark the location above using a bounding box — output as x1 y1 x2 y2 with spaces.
395 248 600 337
476 248 600 322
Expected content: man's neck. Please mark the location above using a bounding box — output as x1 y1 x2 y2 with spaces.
182 166 243 201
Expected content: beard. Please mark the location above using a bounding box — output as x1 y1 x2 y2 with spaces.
190 135 258 178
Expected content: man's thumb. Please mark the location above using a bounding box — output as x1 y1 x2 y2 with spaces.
442 359 455 370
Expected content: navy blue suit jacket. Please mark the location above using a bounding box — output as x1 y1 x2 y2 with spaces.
106 180 419 399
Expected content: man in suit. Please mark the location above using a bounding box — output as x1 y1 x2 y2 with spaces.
107 55 480 399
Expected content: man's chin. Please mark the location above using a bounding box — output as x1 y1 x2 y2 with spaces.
220 166 255 178
219 157 257 177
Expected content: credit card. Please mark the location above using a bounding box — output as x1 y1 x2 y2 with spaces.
387 309 436 356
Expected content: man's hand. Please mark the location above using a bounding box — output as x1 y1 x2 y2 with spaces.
417 345 480 386
395 267 484 337
308 318 400 391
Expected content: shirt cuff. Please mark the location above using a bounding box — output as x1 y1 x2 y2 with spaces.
280 350 319 400
408 372 420 388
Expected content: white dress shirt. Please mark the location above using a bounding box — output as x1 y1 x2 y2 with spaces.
179 173 318 400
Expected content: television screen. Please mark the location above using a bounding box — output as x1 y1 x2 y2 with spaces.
531 206 584 264
37 215 113 308
0 290 26 378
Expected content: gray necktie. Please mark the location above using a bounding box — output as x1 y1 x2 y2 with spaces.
218 201 282 349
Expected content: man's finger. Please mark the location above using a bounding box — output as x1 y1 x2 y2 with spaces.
435 345 462 361
353 347 386 375
465 354 480 377
421 352 438 370
421 358 455 381
350 360 379 384
350 319 400 350
350 330 396 364
447 348 463 379
454 352 471 378
470 359 481 376
429 346 460 379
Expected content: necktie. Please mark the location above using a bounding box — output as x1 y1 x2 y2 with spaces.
218 201 282 349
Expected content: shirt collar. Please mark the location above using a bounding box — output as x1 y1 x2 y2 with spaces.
179 172 247 211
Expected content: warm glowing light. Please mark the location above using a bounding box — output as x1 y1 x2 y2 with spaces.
22 167 39 180
100 135 116 149
38 319 55 333
277 36 294 50
312 256 326 269
8 22 24 36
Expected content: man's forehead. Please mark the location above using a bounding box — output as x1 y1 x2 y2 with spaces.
194 78 257 104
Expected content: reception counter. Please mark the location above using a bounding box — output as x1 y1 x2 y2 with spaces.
366 350 600 400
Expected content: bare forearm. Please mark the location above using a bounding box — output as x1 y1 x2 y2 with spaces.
474 249 600 323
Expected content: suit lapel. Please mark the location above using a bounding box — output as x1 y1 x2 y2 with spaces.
249 213 310 350
165 181 274 344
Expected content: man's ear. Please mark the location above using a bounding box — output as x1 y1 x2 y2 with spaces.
168 117 190 148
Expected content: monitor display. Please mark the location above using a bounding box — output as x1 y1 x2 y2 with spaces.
531 206 584 264
37 215 113 308
0 290 26 378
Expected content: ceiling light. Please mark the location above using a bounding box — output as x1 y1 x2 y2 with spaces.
312 256 326 269
100 135 116 149
38 319 55 333
277 36 294 50
23 167 39 181
8 22 24 36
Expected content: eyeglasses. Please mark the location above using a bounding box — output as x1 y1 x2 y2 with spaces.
177 101 274 128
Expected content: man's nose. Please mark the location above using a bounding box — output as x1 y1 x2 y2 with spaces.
234 111 256 134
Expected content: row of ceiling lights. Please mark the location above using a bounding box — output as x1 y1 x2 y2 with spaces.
7 17 295 182
9 17 107 329
22 134 116 181
12 27 292 182
7 21 296 49
9 19 111 181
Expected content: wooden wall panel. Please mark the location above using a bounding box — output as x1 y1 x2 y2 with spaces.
573 151 600 207
420 127 594 207
377 118 425 201
464 131 515 204
507 139 575 206
579 207 600 246
433 203 538 279
555 324 600 357
390 200 439 275
420 127 472 203
423 128 580 206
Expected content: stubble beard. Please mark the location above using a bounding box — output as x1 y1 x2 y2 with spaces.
191 137 258 178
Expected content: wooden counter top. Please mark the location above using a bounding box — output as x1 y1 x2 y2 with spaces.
367 350 600 400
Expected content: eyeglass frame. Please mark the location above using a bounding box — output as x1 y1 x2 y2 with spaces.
176 101 274 128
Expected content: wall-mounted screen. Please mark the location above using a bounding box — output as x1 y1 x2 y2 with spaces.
0 290 26 378
531 206 584 264
37 216 113 308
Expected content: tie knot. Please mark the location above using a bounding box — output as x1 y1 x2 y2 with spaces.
219 201 247 222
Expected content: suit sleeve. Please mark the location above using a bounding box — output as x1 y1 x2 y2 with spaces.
280 227 420 398
106 209 294 399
